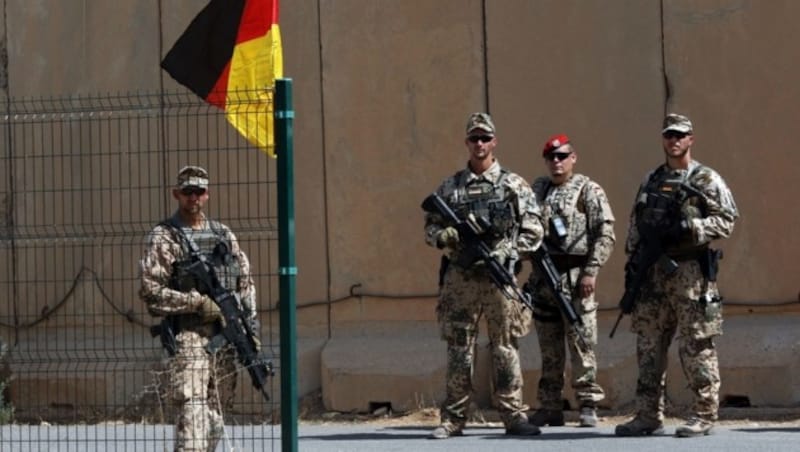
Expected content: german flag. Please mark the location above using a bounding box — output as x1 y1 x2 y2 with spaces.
161 0 283 157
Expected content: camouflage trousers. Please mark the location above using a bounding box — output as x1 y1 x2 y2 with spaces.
171 329 237 452
630 260 722 422
532 289 604 409
436 267 532 428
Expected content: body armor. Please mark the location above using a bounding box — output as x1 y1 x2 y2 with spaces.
168 218 242 293
533 175 589 256
451 171 516 242
636 166 707 254
448 170 518 268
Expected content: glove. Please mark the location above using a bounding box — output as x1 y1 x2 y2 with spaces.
197 295 225 325
486 247 517 269
436 226 459 249
489 247 512 263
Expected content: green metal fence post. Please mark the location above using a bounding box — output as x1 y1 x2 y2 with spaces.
275 78 298 452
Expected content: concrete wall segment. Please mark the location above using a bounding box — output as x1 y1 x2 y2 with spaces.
7 0 161 96
487 0 667 308
662 0 800 303
318 0 486 300
0 0 798 413
280 0 329 308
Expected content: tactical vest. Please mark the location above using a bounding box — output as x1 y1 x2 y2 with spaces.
636 164 708 254
533 174 590 255
163 216 242 293
450 169 516 243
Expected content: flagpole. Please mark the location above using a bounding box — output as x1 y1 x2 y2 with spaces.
275 78 298 452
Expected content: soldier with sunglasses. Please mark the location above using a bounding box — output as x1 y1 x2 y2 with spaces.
525 135 616 429
425 112 544 439
139 166 257 451
614 114 739 438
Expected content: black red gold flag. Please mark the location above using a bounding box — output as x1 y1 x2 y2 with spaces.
161 0 283 156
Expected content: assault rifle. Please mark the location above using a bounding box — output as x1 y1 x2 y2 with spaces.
608 232 667 338
529 245 588 348
421 193 533 311
609 181 710 338
183 253 274 402
150 235 274 403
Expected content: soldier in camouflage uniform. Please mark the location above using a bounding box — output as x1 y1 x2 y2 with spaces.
424 112 544 439
525 135 615 428
140 166 257 452
615 114 739 438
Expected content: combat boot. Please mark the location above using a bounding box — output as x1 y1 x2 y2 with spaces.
506 421 542 436
614 415 665 436
578 406 598 427
675 417 714 437
429 422 463 439
527 409 565 427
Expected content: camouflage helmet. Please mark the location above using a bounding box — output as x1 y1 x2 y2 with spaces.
465 112 496 135
662 113 693 134
176 165 209 189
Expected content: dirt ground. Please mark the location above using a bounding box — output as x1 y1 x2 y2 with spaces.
298 390 800 428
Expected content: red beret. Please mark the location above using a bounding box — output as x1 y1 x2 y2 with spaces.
542 134 570 155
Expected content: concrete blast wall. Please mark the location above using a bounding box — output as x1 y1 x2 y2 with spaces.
0 0 798 413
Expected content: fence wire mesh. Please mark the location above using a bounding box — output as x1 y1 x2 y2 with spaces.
0 90 281 450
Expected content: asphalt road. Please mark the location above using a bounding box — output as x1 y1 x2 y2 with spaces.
1 421 798 451
298 423 800 452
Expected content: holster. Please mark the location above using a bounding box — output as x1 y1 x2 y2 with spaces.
698 248 723 282
438 255 450 287
149 316 180 356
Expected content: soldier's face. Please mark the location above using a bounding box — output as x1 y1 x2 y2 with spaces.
174 186 209 215
465 129 496 161
544 146 576 178
662 131 693 158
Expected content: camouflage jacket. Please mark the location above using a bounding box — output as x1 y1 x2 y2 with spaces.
625 160 739 255
532 173 615 277
139 212 257 318
424 159 544 266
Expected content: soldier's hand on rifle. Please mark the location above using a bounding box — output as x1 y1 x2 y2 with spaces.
489 247 513 265
197 294 225 326
436 226 460 249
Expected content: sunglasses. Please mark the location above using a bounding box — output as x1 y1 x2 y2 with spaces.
544 152 572 162
662 131 689 140
467 135 494 144
180 187 207 196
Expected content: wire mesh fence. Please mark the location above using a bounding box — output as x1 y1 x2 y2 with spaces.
0 90 282 450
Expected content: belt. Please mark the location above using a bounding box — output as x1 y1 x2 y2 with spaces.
665 248 708 262
549 254 587 273
172 313 220 336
